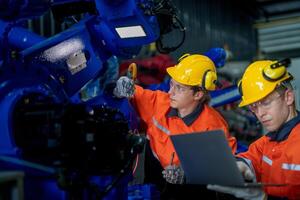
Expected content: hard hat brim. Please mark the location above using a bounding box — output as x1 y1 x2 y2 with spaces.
167 66 188 86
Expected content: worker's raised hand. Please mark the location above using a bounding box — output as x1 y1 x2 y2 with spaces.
113 76 135 98
162 165 185 184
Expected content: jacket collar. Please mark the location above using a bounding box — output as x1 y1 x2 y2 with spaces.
267 111 300 142
167 104 203 126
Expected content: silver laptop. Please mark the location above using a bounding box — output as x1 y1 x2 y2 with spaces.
170 130 285 187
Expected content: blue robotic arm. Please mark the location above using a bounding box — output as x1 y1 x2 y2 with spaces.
0 0 163 97
0 0 183 97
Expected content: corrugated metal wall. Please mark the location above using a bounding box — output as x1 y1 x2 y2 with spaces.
170 0 257 61
256 18 300 58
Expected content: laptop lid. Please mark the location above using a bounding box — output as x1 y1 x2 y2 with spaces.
171 130 245 186
170 130 286 187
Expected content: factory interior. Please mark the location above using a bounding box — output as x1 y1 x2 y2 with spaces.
1 0 300 199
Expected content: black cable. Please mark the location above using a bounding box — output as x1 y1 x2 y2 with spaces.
156 14 186 54
153 0 186 54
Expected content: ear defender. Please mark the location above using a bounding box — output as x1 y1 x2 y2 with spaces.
262 58 290 82
202 70 217 90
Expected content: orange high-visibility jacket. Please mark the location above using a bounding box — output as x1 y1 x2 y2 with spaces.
238 123 300 199
131 85 237 168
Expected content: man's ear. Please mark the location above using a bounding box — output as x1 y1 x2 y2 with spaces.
285 89 295 106
194 90 204 101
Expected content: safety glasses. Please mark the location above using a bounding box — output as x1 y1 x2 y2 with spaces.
169 80 192 94
248 92 284 113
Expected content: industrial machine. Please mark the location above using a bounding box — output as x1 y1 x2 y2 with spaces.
0 0 185 199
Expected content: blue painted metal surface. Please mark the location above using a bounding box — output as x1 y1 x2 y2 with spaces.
9 27 45 49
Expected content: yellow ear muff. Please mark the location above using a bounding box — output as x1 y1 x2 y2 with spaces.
262 65 286 81
262 58 290 82
202 70 217 90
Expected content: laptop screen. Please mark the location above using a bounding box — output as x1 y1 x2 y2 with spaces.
170 130 245 186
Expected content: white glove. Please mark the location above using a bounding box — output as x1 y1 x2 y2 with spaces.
207 185 265 200
162 165 185 184
207 161 265 200
113 76 135 98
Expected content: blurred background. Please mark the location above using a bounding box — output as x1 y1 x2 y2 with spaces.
1 0 300 199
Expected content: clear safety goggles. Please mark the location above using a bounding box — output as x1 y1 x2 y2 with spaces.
169 80 193 94
248 92 284 113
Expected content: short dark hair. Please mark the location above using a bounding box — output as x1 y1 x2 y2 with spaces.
275 80 296 109
275 81 293 95
191 86 211 104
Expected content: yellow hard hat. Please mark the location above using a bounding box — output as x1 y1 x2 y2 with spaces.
238 60 292 107
166 54 217 90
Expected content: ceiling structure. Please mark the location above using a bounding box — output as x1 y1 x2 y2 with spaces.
254 0 300 58
255 0 300 21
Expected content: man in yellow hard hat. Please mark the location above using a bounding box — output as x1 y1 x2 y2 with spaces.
114 53 237 199
208 59 300 199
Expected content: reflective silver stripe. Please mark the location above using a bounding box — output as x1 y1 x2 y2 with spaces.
282 163 300 171
262 155 273 166
152 117 171 135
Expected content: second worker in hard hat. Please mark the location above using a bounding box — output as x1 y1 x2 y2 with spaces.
114 53 237 199
208 59 300 199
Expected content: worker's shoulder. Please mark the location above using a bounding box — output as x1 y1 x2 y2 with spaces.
195 105 228 127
